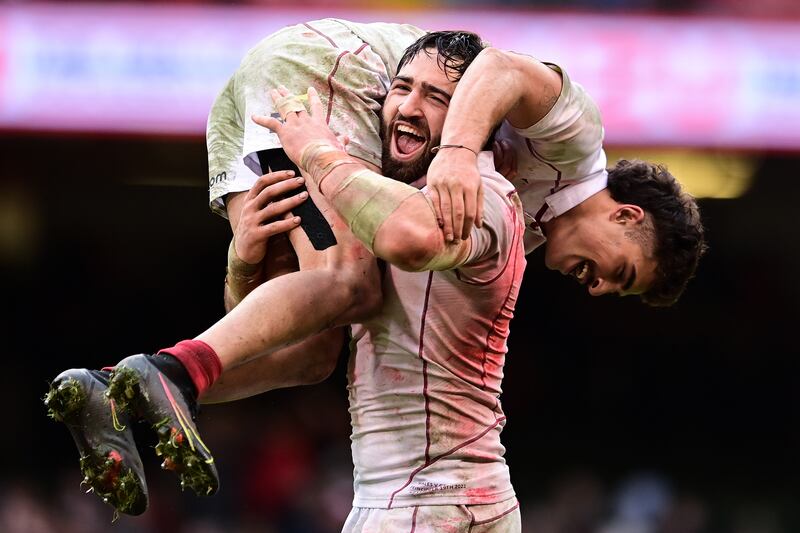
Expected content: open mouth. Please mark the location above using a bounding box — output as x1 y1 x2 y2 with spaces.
391 122 428 161
569 260 594 286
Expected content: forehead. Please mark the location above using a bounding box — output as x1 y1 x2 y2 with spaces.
396 51 457 92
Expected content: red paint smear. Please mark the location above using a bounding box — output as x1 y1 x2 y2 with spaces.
465 486 494 502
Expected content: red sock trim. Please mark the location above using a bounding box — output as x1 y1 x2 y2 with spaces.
158 339 222 395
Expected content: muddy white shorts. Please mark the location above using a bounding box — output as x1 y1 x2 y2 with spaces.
342 498 521 533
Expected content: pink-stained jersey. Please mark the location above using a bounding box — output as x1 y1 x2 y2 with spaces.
348 153 526 509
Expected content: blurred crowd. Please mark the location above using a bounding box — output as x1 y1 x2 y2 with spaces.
3 382 790 533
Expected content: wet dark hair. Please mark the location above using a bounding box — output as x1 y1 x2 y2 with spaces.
395 31 497 148
606 159 707 307
396 30 486 83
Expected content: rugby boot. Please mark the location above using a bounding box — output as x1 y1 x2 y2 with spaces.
106 354 219 497
44 368 148 516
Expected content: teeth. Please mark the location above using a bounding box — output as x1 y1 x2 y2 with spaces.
575 261 589 281
397 124 423 138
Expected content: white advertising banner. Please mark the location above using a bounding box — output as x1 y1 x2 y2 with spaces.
1 4 798 149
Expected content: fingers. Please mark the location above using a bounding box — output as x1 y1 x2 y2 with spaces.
307 86 324 117
255 215 302 239
246 170 296 201
450 190 466 244
462 187 476 241
428 187 444 228
259 191 308 222
252 172 306 208
438 189 454 243
252 114 282 133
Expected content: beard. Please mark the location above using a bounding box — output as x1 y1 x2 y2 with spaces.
379 113 440 185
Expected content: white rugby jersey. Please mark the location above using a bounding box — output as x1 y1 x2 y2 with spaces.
346 64 606 509
349 153 525 508
500 63 608 253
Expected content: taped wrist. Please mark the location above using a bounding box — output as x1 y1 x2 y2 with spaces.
299 141 361 187
417 239 471 272
329 169 419 253
225 238 263 301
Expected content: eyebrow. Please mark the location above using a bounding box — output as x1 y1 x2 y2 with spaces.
622 265 637 293
393 75 452 101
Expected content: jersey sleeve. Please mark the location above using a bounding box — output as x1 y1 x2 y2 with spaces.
498 62 609 254
513 63 606 176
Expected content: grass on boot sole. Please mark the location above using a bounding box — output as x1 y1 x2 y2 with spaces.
79 451 145 516
44 378 85 423
45 377 146 516
108 366 217 497
155 422 217 496
106 368 141 415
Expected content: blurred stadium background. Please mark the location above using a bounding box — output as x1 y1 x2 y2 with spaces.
1 0 799 532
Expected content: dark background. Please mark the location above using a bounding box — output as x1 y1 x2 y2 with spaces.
1 134 798 532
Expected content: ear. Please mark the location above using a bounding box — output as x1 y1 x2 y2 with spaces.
611 204 645 225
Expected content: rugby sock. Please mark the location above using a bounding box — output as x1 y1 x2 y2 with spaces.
154 340 222 400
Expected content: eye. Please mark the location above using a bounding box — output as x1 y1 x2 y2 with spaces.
391 83 410 93
429 94 448 106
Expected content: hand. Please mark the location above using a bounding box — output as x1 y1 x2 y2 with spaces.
233 170 308 265
252 86 345 168
426 147 484 243
492 139 518 181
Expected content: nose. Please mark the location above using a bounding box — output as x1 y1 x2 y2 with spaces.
397 90 424 118
588 277 619 297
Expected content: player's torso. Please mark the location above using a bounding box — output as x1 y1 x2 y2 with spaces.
347 217 525 508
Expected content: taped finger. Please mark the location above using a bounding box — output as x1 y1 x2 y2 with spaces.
307 87 324 117
274 93 308 120
428 187 444 228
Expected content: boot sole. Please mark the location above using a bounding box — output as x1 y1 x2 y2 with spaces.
45 377 147 515
108 367 218 496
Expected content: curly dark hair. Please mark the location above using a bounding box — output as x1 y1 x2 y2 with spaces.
606 160 707 307
396 30 486 83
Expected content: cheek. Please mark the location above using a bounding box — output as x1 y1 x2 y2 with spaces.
381 100 398 127
428 108 447 138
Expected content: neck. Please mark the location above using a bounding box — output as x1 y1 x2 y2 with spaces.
409 174 427 189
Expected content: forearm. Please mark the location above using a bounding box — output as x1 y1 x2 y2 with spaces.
303 149 469 270
441 48 562 148
224 238 266 312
